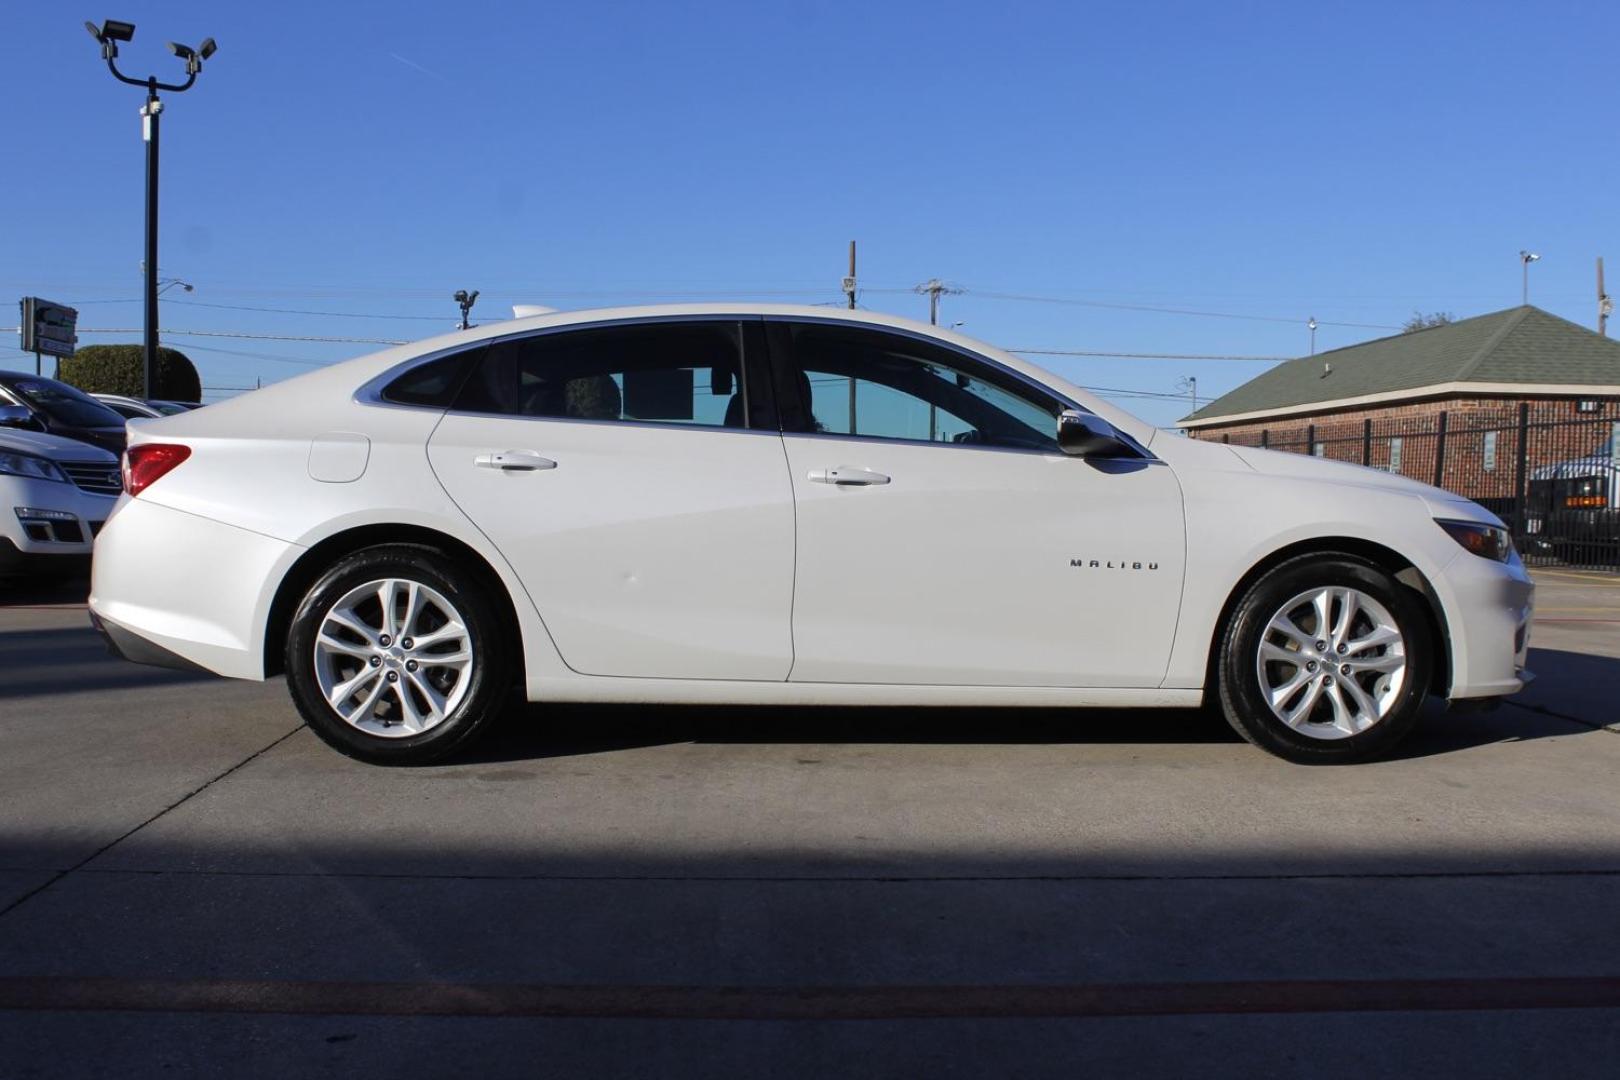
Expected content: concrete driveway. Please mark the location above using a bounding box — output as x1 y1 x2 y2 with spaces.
1 569 1617 1077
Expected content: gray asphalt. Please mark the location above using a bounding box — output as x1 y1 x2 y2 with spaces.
1 568 1617 1077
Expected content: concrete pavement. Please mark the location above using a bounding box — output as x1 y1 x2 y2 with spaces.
1 569 1617 1076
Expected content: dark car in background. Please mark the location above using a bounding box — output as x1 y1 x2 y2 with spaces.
1525 430 1620 566
0 370 129 454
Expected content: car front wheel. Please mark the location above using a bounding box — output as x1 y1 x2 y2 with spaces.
285 544 510 764
1216 554 1433 764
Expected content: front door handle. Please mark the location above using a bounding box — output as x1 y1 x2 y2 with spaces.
807 466 890 486
475 450 557 472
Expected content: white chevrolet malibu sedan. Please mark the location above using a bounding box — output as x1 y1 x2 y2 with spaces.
89 305 1533 764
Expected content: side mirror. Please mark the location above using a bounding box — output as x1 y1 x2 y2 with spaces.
0 404 39 430
1057 408 1133 458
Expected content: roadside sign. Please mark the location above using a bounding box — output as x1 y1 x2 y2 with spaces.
19 297 79 359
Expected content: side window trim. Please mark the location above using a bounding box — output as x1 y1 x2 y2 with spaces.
767 320 1062 449
447 317 766 432
765 316 1074 424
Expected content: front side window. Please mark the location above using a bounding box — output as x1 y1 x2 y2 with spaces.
456 321 751 429
784 325 1059 451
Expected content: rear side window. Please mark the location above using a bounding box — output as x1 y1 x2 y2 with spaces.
455 322 751 429
380 348 481 407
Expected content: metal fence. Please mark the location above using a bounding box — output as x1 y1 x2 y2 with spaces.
1211 404 1620 571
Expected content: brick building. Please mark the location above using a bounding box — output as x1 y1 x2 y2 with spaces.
1177 306 1620 509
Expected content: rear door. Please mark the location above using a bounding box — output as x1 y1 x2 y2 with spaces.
427 318 797 680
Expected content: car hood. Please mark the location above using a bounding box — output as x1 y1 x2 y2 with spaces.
0 426 119 463
1224 444 1503 526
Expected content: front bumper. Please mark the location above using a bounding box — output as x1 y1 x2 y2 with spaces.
1 475 116 576
1434 549 1535 701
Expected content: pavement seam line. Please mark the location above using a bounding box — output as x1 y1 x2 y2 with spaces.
6 975 1620 1020
0 724 306 922
45 867 1620 884
1504 698 1619 734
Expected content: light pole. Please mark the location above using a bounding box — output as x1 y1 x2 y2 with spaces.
1519 250 1540 307
86 19 217 399
1308 316 1318 356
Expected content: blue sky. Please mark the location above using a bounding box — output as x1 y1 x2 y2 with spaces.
3 0 1616 427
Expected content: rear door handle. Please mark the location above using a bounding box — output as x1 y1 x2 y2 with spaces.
807 466 890 486
475 450 557 472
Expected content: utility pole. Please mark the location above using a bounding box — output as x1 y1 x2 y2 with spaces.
1176 375 1198 415
914 279 963 325
86 20 217 400
1599 257 1612 337
842 241 857 310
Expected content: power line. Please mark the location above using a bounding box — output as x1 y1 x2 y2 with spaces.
1 327 407 346
166 298 448 321
180 342 333 367
866 285 1400 330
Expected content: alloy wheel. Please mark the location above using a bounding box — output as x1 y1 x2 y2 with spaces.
1254 586 1408 740
312 577 474 738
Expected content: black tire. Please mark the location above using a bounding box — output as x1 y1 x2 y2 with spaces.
285 543 511 765
1216 553 1434 764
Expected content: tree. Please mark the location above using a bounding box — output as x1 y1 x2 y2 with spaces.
1401 311 1454 333
57 345 202 402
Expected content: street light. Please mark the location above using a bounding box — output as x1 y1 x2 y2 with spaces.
86 19 218 398
1520 250 1541 307
157 277 194 295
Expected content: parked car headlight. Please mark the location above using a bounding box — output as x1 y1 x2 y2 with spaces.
0 450 68 483
1436 519 1514 563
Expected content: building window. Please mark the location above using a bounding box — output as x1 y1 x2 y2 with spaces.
1388 436 1404 472
1483 430 1497 472
1578 400 1602 414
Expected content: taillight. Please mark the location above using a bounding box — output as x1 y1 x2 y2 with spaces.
122 443 191 497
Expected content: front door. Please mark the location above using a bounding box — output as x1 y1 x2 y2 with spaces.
773 321 1186 687
427 318 796 681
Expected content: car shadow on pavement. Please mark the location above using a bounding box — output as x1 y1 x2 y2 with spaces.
0 578 89 607
458 693 1590 767
0 625 215 699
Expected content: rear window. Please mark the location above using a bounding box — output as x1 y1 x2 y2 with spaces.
6 378 125 428
380 349 480 408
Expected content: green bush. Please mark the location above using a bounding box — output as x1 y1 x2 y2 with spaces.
57 344 202 402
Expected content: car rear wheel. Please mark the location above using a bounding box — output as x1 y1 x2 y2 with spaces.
1216 554 1433 764
285 544 510 764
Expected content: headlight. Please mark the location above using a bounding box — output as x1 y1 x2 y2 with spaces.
0 450 68 483
1436 519 1514 563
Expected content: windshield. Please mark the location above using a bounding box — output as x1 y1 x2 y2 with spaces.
5 378 125 428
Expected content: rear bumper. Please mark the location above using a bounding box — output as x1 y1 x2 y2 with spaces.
88 497 300 680
89 607 210 673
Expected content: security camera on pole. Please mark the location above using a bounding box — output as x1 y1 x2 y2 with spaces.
85 19 218 400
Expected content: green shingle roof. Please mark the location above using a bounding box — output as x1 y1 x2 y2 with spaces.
1181 306 1620 425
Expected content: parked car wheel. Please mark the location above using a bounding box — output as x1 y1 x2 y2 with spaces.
285 544 510 764
1216 554 1433 764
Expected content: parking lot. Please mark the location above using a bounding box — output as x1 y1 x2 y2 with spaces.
1 568 1617 1077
